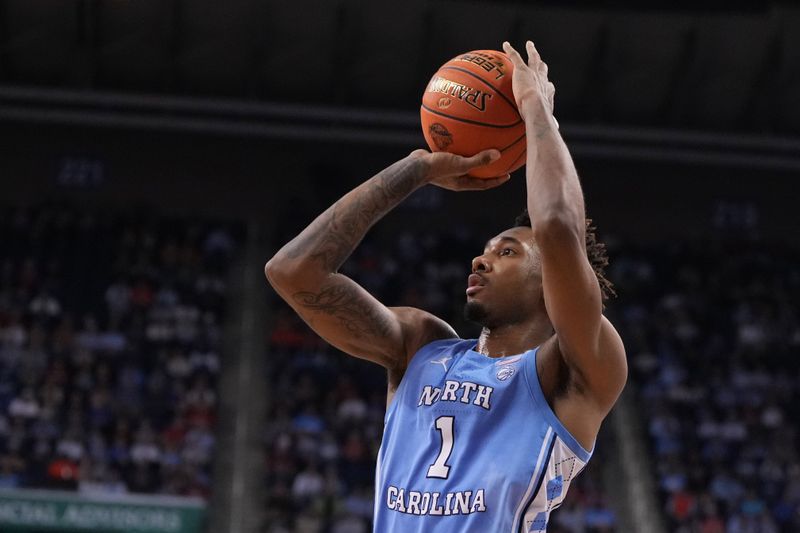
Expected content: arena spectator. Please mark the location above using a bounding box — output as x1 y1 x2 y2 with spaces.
609 242 800 532
0 205 238 500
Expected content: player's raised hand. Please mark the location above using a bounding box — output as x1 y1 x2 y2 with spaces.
409 149 511 191
503 41 556 118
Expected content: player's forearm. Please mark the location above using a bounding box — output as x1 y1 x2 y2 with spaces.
521 100 585 237
266 156 428 285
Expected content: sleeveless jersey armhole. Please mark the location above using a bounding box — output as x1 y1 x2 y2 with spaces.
523 347 593 463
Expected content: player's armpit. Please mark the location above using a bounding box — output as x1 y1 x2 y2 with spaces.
563 317 627 413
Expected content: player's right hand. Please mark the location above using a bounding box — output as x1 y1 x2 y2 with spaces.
408 149 511 191
503 41 556 117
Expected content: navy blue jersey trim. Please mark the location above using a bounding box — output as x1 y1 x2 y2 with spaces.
517 435 557 533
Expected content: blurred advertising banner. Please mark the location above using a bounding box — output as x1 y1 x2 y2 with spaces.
0 489 205 533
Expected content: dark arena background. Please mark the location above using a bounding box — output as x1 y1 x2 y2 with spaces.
1 1 799 532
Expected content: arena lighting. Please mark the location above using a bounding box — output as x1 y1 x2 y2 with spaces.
2 85 800 171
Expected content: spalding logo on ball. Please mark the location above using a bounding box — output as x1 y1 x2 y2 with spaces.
421 50 525 178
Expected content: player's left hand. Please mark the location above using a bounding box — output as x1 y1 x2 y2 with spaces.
409 149 511 191
503 41 556 120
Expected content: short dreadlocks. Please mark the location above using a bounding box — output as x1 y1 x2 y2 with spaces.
513 210 616 302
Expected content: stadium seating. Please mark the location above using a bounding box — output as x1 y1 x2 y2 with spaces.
0 205 237 499
609 241 800 533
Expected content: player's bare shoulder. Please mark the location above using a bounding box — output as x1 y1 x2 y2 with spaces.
386 307 458 387
390 307 458 365
538 316 626 404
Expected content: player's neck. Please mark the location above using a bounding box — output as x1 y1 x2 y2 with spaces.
475 316 553 358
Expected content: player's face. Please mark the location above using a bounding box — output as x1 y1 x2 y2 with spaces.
464 226 543 328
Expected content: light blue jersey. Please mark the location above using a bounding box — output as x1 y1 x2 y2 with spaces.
374 338 593 532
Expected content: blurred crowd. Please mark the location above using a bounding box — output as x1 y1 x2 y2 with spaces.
610 241 800 532
0 205 237 499
14 191 784 530
262 221 617 533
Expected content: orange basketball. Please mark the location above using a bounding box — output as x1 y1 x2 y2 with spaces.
420 50 525 178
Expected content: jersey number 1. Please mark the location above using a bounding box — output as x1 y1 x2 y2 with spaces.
427 416 454 479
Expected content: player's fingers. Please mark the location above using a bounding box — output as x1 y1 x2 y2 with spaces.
526 41 541 66
460 149 501 171
502 42 525 67
476 174 512 189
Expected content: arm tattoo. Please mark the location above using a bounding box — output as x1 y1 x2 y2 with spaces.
535 123 552 139
286 157 426 271
293 283 393 339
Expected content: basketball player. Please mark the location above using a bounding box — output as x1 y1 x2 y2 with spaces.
265 41 627 532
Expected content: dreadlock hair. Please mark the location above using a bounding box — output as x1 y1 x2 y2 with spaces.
513 210 617 302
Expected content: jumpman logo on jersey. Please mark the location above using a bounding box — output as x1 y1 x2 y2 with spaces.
430 357 452 372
